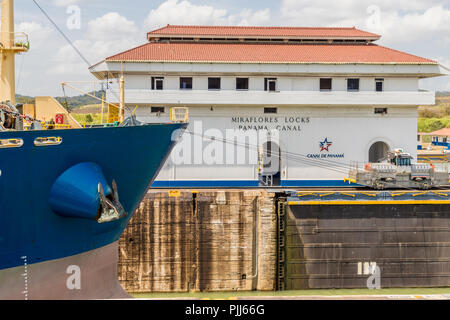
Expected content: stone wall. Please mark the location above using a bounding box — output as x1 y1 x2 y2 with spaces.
118 189 277 293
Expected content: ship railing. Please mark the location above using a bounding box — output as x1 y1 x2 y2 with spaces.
24 123 72 130
0 32 29 51
43 123 72 130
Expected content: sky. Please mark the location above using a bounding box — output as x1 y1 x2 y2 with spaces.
5 0 450 96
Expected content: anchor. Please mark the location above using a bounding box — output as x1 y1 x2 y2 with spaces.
97 180 127 223
49 162 128 223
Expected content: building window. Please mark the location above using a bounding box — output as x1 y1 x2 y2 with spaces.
375 78 384 92
320 78 332 91
151 107 165 113
374 108 388 115
180 77 193 90
151 77 164 90
264 78 277 92
208 77 221 90
347 78 360 91
264 107 277 114
236 78 249 90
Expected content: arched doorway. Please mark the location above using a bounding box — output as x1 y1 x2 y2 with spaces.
368 141 389 163
260 141 281 186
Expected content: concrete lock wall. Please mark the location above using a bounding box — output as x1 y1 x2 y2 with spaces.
283 203 450 289
118 190 277 293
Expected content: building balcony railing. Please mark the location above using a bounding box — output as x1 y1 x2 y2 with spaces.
109 89 435 106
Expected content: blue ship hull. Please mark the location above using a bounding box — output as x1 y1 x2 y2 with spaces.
0 123 185 299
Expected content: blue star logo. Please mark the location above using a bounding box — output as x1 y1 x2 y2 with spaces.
320 138 332 152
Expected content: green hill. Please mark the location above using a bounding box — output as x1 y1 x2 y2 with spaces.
55 91 103 109
15 94 35 104
16 91 103 111
418 92 450 134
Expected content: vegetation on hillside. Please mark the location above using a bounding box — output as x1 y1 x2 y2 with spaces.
54 91 103 110
418 95 450 133
72 112 108 126
15 91 103 110
15 94 35 104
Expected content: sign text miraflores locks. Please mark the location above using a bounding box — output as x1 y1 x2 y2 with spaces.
231 116 310 131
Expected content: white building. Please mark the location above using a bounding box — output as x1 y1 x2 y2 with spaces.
90 25 449 188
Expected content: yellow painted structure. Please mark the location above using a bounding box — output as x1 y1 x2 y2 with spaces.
170 107 189 123
168 190 180 197
22 103 36 118
107 104 119 123
34 96 82 128
119 75 125 122
0 0 29 104
288 200 450 205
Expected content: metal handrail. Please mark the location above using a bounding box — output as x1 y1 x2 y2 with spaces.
0 32 29 50
24 123 72 131
41 123 71 129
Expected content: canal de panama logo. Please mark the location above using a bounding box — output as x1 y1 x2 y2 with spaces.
306 137 344 159
319 138 332 152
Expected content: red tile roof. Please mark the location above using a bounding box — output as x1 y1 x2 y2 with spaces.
105 42 436 64
430 128 450 136
147 25 381 40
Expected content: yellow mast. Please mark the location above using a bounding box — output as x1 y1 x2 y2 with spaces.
0 0 28 104
119 75 125 122
100 91 104 124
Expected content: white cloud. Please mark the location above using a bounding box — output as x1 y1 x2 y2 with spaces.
52 0 88 7
15 21 54 49
280 0 447 25
279 0 450 91
87 12 139 41
145 0 271 30
10 1 450 95
145 0 226 27
279 0 450 44
49 12 141 75
229 8 271 26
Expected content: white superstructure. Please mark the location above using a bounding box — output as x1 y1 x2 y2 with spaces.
90 25 448 187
